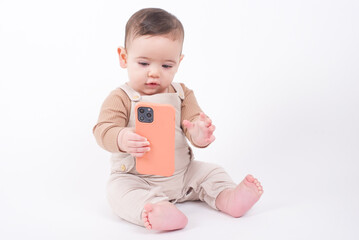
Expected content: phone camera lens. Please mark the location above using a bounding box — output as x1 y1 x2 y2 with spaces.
140 116 144 121
139 108 144 113
146 113 152 118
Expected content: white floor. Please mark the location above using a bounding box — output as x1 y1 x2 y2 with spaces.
1 141 358 240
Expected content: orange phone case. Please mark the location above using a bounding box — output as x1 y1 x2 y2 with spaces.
135 102 175 176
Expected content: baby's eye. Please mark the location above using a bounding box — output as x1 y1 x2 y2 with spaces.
162 64 173 69
138 62 149 66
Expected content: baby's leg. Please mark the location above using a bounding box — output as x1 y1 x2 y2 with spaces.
107 173 169 227
142 201 188 231
215 174 263 217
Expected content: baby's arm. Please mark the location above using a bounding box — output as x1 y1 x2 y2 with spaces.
183 112 216 147
93 88 149 156
180 83 216 148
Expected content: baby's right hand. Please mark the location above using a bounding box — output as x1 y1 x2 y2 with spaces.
117 128 150 157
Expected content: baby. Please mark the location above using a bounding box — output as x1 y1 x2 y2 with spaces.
93 8 263 231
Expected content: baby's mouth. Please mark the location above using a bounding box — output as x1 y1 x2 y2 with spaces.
145 82 160 88
146 82 160 86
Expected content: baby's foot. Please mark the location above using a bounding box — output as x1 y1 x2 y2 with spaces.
216 174 263 218
141 201 188 231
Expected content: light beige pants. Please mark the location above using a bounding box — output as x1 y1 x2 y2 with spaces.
107 160 236 226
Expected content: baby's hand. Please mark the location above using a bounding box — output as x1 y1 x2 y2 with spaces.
117 128 150 157
182 112 216 147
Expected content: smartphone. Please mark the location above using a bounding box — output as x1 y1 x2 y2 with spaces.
135 102 175 176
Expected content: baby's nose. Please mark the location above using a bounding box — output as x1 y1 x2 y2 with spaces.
148 66 160 78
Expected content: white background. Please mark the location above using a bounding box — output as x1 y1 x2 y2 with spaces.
1 0 358 239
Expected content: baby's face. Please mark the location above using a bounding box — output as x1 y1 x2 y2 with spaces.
124 35 183 95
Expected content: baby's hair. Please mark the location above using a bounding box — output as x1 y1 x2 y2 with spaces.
125 8 184 48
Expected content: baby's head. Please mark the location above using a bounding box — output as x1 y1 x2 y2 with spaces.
124 8 184 49
118 8 185 96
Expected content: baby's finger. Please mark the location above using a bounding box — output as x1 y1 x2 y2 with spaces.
206 135 216 144
128 140 150 148
209 125 216 133
199 112 206 121
127 132 147 141
204 118 212 127
128 146 151 154
182 120 194 129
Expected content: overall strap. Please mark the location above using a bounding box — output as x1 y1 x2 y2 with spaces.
171 82 185 100
119 84 142 102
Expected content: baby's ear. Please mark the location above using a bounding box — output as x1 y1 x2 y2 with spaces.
117 47 127 68
180 54 184 63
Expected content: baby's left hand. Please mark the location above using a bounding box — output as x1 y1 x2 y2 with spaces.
182 112 216 147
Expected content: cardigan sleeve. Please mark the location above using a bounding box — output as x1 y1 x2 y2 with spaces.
179 83 210 148
92 88 131 152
